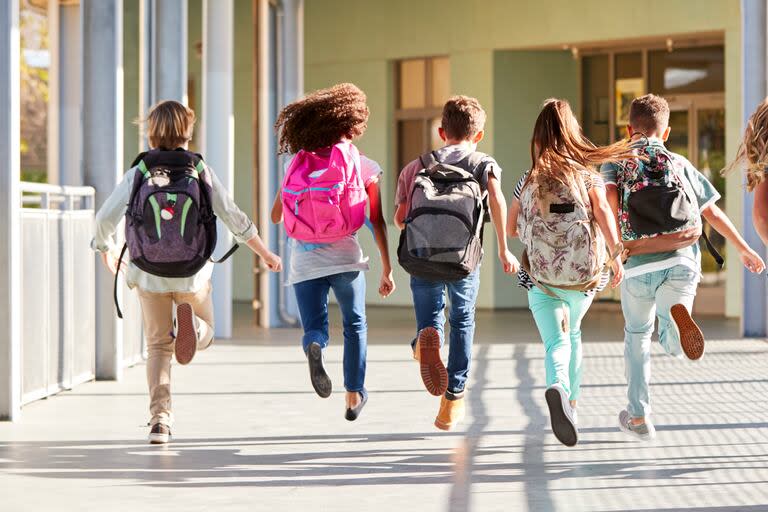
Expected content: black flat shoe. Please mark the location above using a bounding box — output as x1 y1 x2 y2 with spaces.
345 390 368 421
307 342 332 398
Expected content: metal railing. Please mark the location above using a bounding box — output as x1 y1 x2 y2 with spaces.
19 182 97 404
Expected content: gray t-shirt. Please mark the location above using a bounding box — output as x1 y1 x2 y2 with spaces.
285 155 383 286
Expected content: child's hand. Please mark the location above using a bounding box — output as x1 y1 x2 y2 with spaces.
100 251 121 275
498 248 520 274
262 251 283 272
740 247 766 274
379 269 395 298
610 257 625 288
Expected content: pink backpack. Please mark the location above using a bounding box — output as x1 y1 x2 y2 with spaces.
281 141 367 243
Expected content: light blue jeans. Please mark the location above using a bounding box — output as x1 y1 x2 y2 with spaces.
528 286 594 401
621 265 699 419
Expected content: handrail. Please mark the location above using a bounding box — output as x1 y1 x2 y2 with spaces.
20 181 95 210
20 182 95 197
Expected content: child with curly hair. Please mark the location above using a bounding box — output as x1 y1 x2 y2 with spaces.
271 83 395 421
727 98 768 245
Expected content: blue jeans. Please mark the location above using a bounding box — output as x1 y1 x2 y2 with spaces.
410 271 480 394
293 271 367 392
621 265 699 418
528 287 594 401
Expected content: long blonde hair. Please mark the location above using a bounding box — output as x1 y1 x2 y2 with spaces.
725 98 768 191
528 99 636 188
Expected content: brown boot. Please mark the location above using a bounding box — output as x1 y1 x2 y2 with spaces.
434 393 466 431
670 304 705 360
418 327 448 396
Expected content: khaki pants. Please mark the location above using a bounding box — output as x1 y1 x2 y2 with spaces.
137 281 215 427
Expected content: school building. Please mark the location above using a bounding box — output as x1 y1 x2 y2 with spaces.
1 0 768 420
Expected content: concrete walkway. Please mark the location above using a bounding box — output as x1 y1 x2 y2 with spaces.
2 308 768 512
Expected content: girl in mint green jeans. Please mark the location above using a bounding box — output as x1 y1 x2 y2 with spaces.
507 99 627 447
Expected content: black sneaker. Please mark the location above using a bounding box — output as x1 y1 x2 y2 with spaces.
307 342 332 398
148 423 171 444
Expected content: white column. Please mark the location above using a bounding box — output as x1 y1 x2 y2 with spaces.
82 0 125 379
150 0 188 105
0 0 21 421
203 0 235 338
58 2 82 186
139 0 152 149
740 0 768 337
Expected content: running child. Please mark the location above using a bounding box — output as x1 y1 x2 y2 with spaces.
603 94 765 441
395 95 518 431
92 100 282 444
271 83 395 421
507 98 628 447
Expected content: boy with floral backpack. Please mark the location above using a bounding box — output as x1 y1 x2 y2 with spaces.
602 94 765 441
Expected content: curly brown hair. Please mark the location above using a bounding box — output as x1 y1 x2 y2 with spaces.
724 98 768 191
274 83 369 154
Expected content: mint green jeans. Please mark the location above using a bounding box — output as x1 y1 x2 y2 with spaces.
528 287 595 400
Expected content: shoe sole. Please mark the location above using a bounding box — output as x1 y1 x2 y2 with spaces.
671 304 705 361
308 343 332 398
174 303 197 365
545 387 578 447
148 433 170 444
418 328 448 396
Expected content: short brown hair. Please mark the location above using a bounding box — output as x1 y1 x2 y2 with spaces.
146 100 195 149
629 94 670 135
441 95 486 140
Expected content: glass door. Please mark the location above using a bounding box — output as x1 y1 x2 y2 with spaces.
668 94 726 314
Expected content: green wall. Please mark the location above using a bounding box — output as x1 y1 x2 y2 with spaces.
492 50 579 307
304 0 743 312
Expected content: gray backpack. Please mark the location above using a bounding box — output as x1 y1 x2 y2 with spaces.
397 151 487 281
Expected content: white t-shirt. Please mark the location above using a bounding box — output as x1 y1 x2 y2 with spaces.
285 155 383 286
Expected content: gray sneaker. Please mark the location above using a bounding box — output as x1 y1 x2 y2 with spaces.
618 409 656 441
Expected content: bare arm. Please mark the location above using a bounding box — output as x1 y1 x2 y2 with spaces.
507 199 520 238
753 179 768 245
271 192 283 224
590 185 624 287
394 203 408 230
487 176 518 273
367 180 395 297
703 203 765 273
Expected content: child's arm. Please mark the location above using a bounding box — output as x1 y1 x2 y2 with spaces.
487 175 519 274
394 203 408 230
208 167 281 272
91 168 135 275
506 199 520 238
589 185 625 287
367 179 395 297
702 203 765 273
753 179 768 245
271 192 283 224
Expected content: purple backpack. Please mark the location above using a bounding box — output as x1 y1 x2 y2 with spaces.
113 149 237 318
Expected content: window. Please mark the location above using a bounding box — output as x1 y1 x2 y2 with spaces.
395 57 450 171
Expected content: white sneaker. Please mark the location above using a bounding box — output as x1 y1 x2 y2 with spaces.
618 409 656 441
544 384 578 447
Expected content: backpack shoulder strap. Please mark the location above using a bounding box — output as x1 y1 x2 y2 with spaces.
419 151 440 171
130 151 149 170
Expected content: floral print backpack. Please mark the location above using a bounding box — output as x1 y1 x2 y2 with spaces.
517 171 607 291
